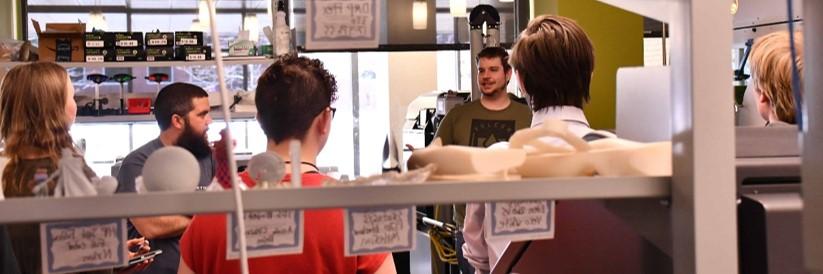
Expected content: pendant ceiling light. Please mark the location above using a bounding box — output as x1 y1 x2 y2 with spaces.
450 0 467 17
88 10 108 31
413 0 428 30
190 19 205 32
244 14 260 42
198 0 215 27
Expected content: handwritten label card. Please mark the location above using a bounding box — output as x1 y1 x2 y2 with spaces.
306 0 381 50
40 219 127 274
486 201 555 241
344 206 415 256
226 210 304 259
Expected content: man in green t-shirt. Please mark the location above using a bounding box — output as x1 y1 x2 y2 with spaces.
433 47 531 274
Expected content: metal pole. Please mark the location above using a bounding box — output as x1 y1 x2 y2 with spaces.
669 0 737 273
802 0 823 272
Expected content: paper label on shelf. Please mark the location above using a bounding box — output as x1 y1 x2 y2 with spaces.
344 206 415 256
116 40 138 47
85 41 104 48
147 39 167 46
305 0 381 50
486 200 555 241
186 54 206 61
40 219 128 274
116 56 124 62
85 56 104 63
179 38 198 45
226 210 304 259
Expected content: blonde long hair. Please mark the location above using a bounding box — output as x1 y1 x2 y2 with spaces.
0 62 75 195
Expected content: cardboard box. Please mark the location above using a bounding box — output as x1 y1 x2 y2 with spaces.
146 46 174 61
84 32 115 48
174 32 204 46
32 19 85 62
113 32 143 48
84 48 115 62
145 32 174 47
175 46 212 61
114 47 145 62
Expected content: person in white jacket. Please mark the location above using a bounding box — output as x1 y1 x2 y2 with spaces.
461 14 606 273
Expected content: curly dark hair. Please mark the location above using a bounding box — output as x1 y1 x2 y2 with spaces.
255 54 338 143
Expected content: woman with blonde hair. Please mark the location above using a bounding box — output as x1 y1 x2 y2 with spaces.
749 30 804 126
0 62 150 273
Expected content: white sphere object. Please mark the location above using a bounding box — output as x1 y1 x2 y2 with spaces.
142 146 200 192
247 152 286 184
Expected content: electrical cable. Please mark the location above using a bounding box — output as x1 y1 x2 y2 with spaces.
205 1 250 274
787 0 803 131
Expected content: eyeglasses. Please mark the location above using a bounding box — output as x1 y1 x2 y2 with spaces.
329 107 337 118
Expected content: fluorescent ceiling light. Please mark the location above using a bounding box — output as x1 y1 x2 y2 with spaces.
413 0 428 30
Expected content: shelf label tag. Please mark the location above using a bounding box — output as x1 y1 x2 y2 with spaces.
85 56 104 63
226 210 304 259
85 41 104 48
147 39 167 46
344 206 415 256
40 219 128 274
186 54 206 61
486 200 555 241
179 38 198 45
116 40 138 47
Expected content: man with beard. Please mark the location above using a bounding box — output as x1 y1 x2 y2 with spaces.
433 47 531 274
116 82 215 274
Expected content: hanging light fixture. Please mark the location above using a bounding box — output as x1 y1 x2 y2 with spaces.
450 0 467 17
190 19 205 32
413 0 427 30
88 10 108 31
198 0 215 26
244 14 260 42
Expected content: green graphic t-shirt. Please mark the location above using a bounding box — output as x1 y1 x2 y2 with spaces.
434 99 532 227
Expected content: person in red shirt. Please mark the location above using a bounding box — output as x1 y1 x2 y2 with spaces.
178 55 396 274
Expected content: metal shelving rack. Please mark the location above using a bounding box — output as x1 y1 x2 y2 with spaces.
802 1 823 273
5 0 820 273
0 58 275 69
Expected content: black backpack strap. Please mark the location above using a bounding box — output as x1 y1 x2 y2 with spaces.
582 132 609 142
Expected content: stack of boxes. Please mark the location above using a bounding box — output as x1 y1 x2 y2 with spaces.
114 32 145 61
174 31 212 61
145 31 175 61
81 30 211 62
84 32 114 62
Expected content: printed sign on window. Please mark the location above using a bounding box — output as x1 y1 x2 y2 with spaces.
486 200 555 241
226 210 304 259
344 206 415 256
306 0 381 50
40 219 128 274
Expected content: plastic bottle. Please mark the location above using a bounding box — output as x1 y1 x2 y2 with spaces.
274 0 291 56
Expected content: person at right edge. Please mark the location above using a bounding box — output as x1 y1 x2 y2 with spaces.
748 30 804 127
433 47 532 274
461 15 615 273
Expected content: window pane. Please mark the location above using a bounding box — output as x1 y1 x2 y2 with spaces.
70 124 131 176
356 52 390 177
302 52 354 179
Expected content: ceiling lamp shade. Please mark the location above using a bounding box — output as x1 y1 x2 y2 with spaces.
198 0 215 26
244 14 260 42
450 0 467 17
190 19 205 32
413 0 428 30
88 10 108 31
